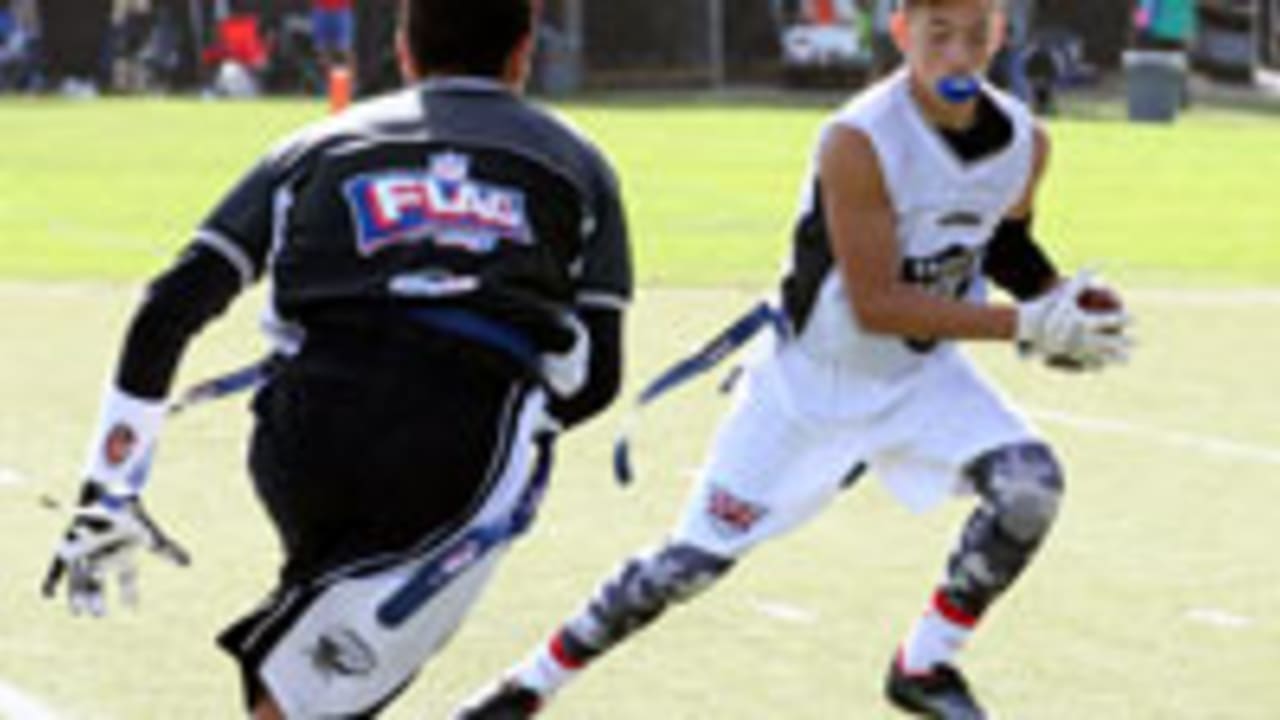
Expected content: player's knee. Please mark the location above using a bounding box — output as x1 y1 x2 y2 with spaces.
966 442 1064 543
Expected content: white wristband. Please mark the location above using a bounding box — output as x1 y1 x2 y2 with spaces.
82 385 167 496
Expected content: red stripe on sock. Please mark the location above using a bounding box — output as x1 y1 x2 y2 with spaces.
549 632 585 670
932 590 979 629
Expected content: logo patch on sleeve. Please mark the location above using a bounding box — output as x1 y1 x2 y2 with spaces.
103 424 137 467
343 152 533 256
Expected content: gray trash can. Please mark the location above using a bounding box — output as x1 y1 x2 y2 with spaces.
1124 50 1187 123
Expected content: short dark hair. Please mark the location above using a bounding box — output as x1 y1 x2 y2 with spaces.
401 0 533 77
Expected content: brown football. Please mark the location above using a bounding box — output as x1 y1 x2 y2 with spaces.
1077 287 1123 313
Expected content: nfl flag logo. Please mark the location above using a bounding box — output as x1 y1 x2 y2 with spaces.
343 151 532 256
429 152 470 182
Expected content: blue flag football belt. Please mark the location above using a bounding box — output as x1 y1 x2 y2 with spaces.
613 300 787 486
166 356 280 415
404 306 540 371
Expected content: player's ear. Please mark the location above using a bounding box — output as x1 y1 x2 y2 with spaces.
989 10 1008 53
503 30 536 91
890 9 910 53
396 30 420 82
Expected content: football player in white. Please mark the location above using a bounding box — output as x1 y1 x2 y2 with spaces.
457 1 1130 718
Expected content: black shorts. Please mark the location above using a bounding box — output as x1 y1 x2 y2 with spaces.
218 326 540 714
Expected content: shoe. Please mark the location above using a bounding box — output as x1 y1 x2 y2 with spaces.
886 660 987 720
454 679 543 720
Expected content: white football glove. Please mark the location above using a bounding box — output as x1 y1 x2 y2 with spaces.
43 484 190 617
1016 271 1133 371
541 312 590 397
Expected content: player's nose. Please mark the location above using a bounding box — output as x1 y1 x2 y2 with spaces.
941 40 979 73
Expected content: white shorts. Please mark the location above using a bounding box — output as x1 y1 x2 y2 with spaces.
674 345 1039 558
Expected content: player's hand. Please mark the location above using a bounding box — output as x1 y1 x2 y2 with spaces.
1042 315 1134 372
541 312 591 397
1016 271 1133 370
42 483 190 617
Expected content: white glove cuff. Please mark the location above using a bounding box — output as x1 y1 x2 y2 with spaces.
82 386 166 496
541 313 590 398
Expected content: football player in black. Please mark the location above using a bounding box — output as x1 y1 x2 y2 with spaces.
43 1 632 717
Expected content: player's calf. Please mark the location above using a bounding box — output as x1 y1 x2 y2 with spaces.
462 541 734 713
564 541 734 655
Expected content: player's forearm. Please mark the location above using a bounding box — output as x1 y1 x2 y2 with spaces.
114 245 242 399
850 285 1018 342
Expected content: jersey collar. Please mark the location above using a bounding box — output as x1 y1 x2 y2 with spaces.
418 76 513 95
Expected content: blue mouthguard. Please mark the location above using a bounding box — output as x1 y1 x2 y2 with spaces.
936 74 981 104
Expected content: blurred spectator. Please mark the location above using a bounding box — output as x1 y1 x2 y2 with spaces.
202 12 269 97
0 0 42 91
1134 0 1196 50
354 0 397 96
311 0 352 70
262 8 325 94
989 0 1035 100
39 0 112 96
869 0 899 78
111 0 152 92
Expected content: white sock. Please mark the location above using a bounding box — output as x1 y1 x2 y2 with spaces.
512 630 586 697
899 590 978 674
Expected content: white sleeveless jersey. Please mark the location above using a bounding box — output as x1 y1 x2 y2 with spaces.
775 71 1035 418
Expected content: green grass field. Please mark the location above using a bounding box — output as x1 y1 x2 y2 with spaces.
0 95 1278 719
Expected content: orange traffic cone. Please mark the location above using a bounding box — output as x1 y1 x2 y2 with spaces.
328 64 353 114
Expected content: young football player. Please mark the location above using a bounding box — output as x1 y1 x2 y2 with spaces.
456 1 1129 717
43 1 632 717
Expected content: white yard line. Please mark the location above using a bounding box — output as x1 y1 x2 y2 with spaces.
1027 408 1280 466
0 467 31 487
1126 288 1280 306
0 679 67 720
748 596 819 625
1184 608 1254 630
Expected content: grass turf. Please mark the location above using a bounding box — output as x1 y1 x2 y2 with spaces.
0 94 1277 718
1 95 1278 285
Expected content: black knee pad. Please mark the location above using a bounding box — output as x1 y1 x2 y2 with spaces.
943 443 1064 615
965 441 1064 543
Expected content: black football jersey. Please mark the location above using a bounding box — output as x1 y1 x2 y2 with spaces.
197 77 631 352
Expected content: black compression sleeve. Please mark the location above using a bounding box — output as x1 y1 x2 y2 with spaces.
115 245 243 399
983 216 1058 301
547 306 623 430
